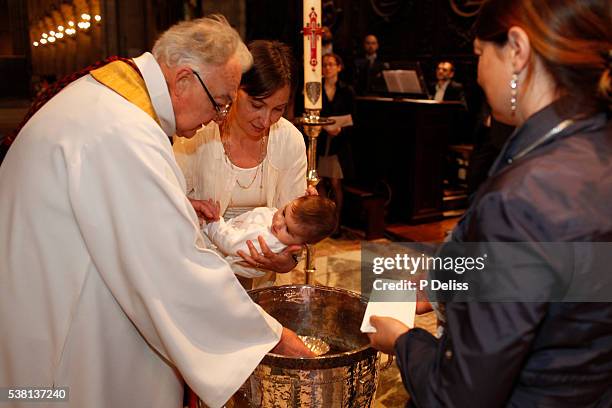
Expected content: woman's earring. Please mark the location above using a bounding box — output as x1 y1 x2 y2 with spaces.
510 73 518 115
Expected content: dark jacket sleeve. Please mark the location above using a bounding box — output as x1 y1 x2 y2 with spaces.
397 302 547 408
444 81 467 109
396 191 554 407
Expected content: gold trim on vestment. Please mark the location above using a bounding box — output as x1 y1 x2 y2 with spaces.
90 61 160 125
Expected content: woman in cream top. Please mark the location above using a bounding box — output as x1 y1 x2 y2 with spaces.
174 40 307 288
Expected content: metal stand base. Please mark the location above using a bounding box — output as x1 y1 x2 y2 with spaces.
298 109 335 285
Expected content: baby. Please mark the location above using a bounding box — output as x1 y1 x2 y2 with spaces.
204 195 337 278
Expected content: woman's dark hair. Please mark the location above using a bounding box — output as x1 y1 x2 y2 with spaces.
240 40 296 99
474 0 611 114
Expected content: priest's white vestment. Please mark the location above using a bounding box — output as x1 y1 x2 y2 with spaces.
0 52 282 408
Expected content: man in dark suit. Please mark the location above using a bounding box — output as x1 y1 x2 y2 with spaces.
353 34 388 95
431 61 466 107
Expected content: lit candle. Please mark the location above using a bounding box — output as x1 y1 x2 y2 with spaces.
303 0 323 110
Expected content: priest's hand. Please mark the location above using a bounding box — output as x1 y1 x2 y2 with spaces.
188 198 220 223
271 327 316 358
237 236 301 274
367 316 410 355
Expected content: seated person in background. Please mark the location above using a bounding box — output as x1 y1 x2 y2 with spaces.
353 34 388 95
205 195 337 281
431 60 466 107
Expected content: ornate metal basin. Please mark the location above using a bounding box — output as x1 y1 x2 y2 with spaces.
237 284 385 408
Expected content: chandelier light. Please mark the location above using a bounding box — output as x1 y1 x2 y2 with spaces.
31 8 102 49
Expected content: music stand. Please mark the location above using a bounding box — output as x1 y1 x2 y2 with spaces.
382 62 430 99
383 70 422 92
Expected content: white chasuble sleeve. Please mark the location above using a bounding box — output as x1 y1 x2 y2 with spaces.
67 120 281 408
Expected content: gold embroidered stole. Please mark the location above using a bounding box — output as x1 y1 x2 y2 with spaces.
90 61 160 125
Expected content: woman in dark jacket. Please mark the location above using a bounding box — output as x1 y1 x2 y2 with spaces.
318 53 356 235
368 0 612 406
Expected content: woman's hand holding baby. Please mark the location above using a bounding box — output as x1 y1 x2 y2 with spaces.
237 236 301 274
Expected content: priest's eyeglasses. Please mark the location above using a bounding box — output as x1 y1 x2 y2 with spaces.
192 70 231 121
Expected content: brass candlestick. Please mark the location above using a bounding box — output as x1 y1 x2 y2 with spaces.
298 109 334 285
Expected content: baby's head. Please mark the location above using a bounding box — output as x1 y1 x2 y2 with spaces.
271 196 337 246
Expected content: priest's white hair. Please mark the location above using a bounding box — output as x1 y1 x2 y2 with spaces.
152 14 252 73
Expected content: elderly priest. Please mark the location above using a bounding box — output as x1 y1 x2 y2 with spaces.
0 15 312 408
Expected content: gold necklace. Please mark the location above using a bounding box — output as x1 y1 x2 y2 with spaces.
221 125 267 190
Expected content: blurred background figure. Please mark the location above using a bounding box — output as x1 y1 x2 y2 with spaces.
32 74 56 98
318 53 356 237
431 60 466 107
353 34 388 95
321 26 334 56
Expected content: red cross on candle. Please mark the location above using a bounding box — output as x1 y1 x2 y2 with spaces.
303 7 323 71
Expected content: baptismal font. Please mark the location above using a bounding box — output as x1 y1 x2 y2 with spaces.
217 3 392 407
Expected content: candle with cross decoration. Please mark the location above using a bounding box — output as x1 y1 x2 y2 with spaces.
303 0 323 110
300 0 334 285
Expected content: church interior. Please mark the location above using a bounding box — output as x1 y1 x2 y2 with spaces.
0 0 494 406
4 0 609 407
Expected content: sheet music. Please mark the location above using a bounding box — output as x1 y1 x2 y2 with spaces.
323 114 353 132
383 70 423 94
